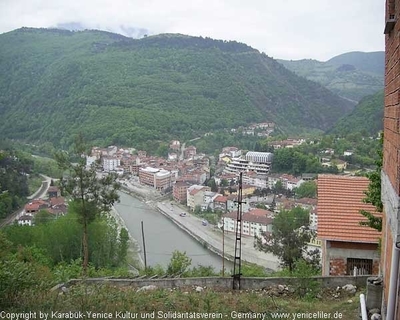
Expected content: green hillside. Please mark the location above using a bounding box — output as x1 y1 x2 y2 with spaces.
329 90 384 136
0 28 353 149
278 52 384 102
327 51 384 75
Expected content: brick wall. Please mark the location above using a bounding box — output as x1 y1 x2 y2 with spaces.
383 1 400 318
384 0 400 195
329 258 346 276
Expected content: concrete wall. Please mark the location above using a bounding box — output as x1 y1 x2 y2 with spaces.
64 275 370 291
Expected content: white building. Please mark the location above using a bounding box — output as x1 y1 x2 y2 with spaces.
220 208 273 237
103 157 121 172
224 151 273 175
86 156 97 168
18 215 33 226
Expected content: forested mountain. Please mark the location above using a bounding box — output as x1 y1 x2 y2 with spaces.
0 28 354 149
278 52 384 102
329 90 384 136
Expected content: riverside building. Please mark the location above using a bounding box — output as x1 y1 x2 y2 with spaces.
224 151 273 175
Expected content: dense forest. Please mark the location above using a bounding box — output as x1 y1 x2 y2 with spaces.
0 28 354 150
329 90 384 136
0 147 33 218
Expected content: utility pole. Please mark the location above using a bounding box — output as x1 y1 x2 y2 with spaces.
232 172 244 290
222 217 225 277
141 220 147 269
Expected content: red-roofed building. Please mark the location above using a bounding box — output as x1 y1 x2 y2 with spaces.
24 199 49 214
317 174 381 276
213 195 228 212
50 197 65 207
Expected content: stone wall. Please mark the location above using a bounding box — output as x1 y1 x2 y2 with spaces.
64 275 370 291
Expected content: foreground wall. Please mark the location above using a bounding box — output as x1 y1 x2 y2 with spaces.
63 276 370 291
383 1 400 319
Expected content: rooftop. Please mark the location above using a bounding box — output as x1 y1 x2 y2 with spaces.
317 174 381 243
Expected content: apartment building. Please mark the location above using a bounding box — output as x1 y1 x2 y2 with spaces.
224 151 273 175
139 167 171 191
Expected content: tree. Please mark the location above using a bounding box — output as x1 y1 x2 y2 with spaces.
254 206 314 272
207 178 218 192
359 135 383 232
295 181 317 199
273 180 285 194
166 250 192 275
55 135 120 275
33 209 54 225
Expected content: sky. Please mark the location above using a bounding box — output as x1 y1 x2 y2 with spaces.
0 0 385 61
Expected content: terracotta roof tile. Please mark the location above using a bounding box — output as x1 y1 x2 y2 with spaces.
317 174 381 243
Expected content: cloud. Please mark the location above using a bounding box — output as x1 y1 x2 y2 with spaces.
0 0 385 60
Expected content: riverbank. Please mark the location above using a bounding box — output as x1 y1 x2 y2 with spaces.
117 180 279 271
109 207 144 272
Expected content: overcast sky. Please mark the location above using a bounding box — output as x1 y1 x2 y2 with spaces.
0 0 385 61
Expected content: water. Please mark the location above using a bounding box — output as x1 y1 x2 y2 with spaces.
114 191 233 272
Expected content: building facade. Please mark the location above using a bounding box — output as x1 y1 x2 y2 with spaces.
382 1 400 318
103 157 120 172
224 151 273 175
317 175 381 277
139 167 171 191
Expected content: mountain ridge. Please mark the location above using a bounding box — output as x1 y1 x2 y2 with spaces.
278 51 384 102
0 27 353 149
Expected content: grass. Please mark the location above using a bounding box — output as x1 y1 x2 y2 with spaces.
3 285 361 319
27 173 44 195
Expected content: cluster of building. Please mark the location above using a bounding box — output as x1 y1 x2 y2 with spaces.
18 186 66 226
230 122 275 137
88 143 210 192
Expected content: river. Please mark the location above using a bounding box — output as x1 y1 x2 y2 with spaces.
114 191 233 272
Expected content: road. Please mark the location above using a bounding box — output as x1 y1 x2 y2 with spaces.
0 174 53 228
156 202 280 271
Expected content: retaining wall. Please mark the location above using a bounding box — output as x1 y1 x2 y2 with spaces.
64 275 369 290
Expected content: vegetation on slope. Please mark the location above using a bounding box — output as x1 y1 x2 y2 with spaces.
278 52 384 102
329 90 384 136
327 51 384 75
0 28 353 150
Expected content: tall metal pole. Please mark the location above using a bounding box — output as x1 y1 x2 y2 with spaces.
232 172 243 290
141 220 147 269
222 217 225 277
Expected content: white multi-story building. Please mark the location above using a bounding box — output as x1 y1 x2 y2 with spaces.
220 208 273 237
224 151 273 175
186 185 211 211
103 157 121 172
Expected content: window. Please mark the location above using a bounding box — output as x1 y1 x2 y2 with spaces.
347 258 373 275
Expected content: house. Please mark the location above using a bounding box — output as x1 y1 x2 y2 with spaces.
24 199 49 215
317 175 381 276
184 146 197 159
18 215 33 226
381 2 400 317
221 208 273 237
186 185 211 211
213 195 228 212
47 186 60 198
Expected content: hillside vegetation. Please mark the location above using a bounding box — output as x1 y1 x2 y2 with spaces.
329 90 384 136
278 51 384 102
0 28 353 149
